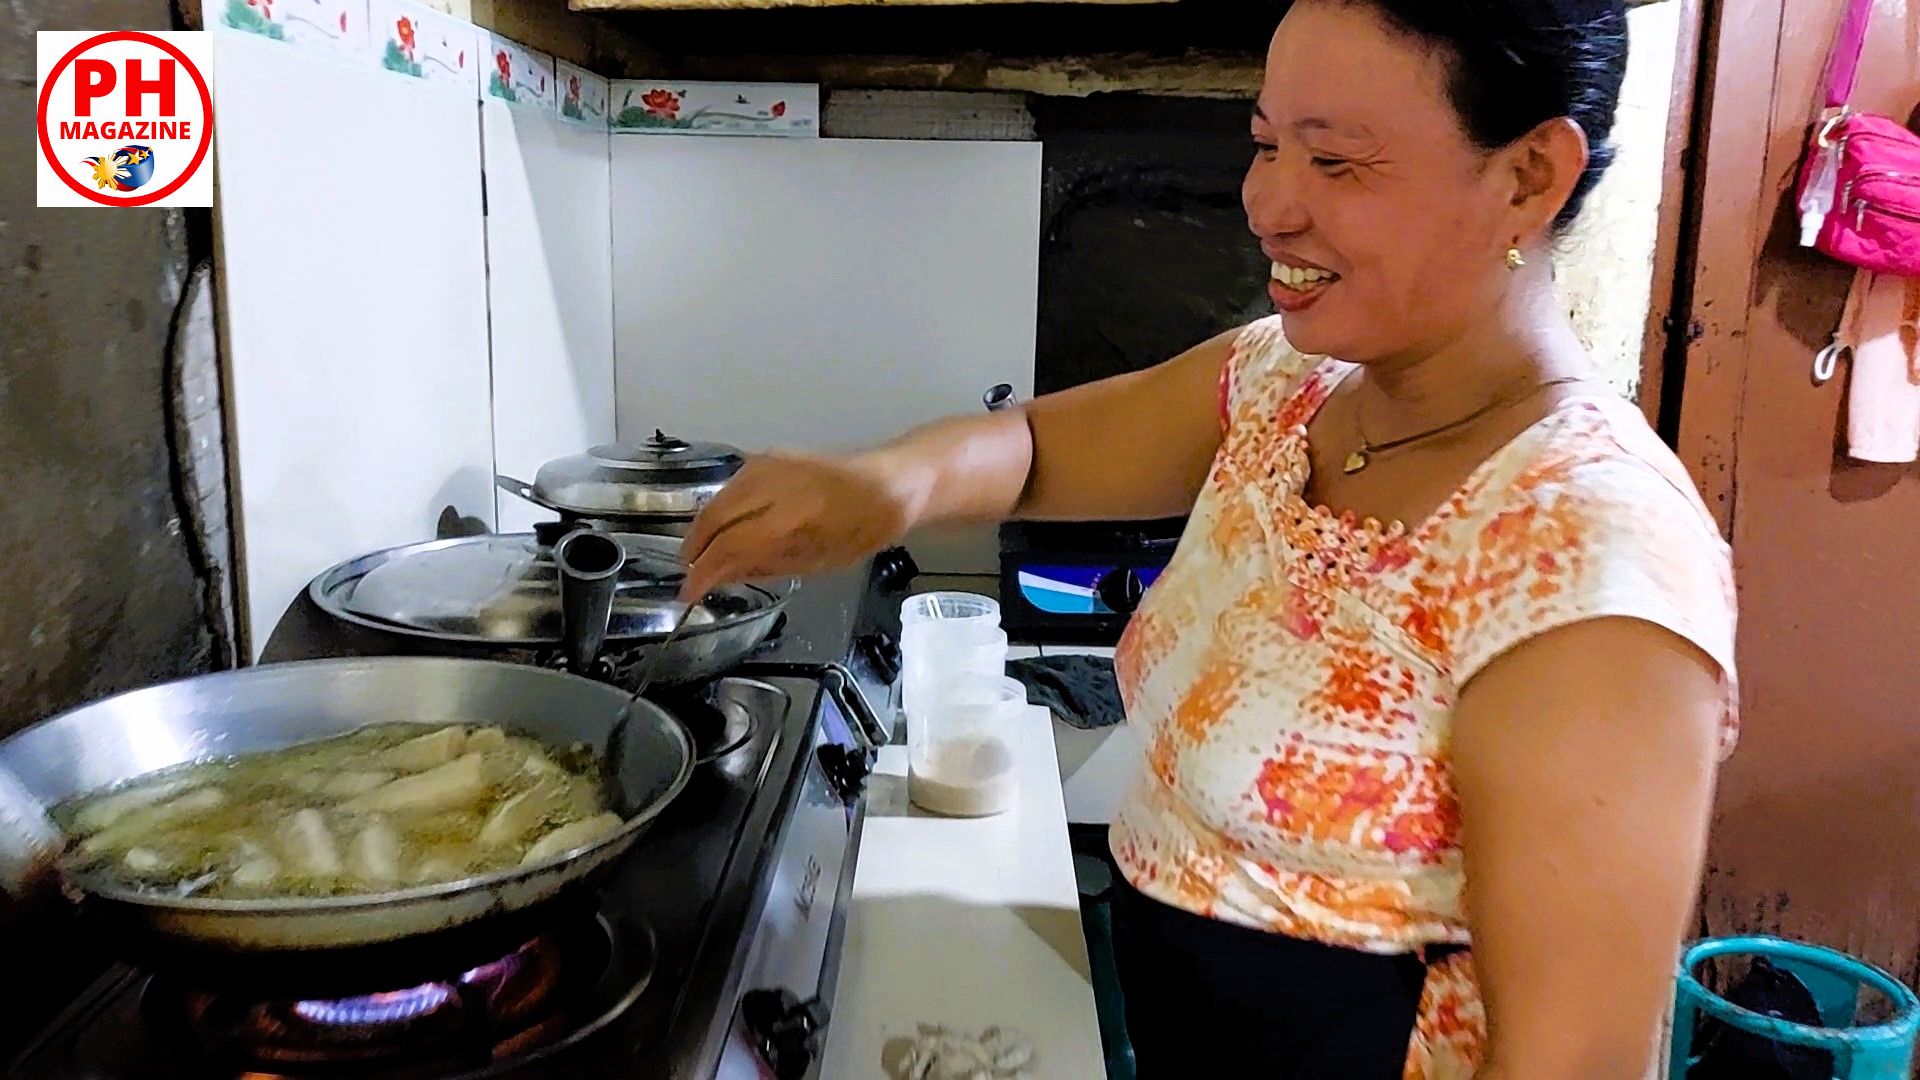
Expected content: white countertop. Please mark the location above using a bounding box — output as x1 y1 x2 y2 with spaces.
1008 645 1138 827
818 706 1106 1079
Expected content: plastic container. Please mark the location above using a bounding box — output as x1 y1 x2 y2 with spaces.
901 625 1007 723
899 592 1006 724
1671 935 1920 1079
908 673 1025 818
901 591 1002 629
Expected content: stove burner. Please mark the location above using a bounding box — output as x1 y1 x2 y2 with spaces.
144 914 641 1073
286 940 540 1033
292 985 454 1028
657 680 765 764
461 949 525 987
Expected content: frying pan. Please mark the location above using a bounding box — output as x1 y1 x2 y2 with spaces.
304 532 794 694
0 657 691 991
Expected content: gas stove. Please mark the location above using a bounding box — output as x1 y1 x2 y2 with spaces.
6 552 916 1080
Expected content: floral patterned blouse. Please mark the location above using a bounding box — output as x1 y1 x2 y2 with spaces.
1108 318 1739 1078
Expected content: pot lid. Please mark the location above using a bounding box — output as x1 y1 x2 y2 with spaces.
593 431 744 477
526 431 745 517
310 533 784 644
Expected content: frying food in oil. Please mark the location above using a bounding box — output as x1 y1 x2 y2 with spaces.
55 724 623 898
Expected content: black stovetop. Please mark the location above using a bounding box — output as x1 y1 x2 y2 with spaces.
6 558 905 1080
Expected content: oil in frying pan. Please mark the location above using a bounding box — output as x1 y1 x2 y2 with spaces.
52 724 620 900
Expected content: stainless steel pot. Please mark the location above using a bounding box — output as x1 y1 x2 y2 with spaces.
307 533 793 692
497 430 745 527
0 657 692 986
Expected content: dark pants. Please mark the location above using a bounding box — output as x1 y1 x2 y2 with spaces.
1112 877 1441 1079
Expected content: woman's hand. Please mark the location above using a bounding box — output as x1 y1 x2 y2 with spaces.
678 451 926 601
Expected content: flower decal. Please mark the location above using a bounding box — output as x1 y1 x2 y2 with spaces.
642 88 681 119
495 50 512 82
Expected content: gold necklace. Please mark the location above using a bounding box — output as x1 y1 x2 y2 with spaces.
1342 375 1587 475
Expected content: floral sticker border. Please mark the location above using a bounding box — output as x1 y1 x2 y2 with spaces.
210 0 822 134
609 81 819 137
555 59 610 128
368 0 478 90
486 33 556 110
215 0 370 60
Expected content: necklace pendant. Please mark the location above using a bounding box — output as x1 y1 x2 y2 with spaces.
1343 449 1370 474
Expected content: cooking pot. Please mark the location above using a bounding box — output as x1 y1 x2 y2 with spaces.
496 430 745 531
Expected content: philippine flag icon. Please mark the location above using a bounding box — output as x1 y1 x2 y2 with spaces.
81 144 156 192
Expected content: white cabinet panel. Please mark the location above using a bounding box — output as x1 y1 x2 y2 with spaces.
214 31 494 656
611 137 1040 572
481 101 615 534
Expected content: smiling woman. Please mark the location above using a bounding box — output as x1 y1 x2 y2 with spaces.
672 2 1735 1077
1247 0 1620 366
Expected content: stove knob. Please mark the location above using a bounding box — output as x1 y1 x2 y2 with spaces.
816 743 874 803
742 988 830 1080
857 630 902 683
871 546 920 593
1095 567 1147 614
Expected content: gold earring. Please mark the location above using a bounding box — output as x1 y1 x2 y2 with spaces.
1505 246 1526 271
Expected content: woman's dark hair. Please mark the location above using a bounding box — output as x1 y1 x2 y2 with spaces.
1344 0 1629 231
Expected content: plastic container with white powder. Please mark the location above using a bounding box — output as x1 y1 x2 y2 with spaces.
909 674 1025 818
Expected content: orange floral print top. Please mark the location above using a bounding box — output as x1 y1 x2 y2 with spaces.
1109 318 1738 1078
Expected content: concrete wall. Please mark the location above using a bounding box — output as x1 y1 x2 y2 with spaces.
1556 0 1679 400
0 0 215 737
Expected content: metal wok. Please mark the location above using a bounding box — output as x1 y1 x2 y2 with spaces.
306 533 794 693
0 657 692 989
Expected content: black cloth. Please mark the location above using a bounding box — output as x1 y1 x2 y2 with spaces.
1007 654 1125 730
1112 875 1456 1078
1687 957 1832 1079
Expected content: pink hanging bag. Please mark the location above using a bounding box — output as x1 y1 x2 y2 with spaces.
1795 0 1920 276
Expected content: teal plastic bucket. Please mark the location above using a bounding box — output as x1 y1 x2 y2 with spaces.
1671 936 1920 1079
